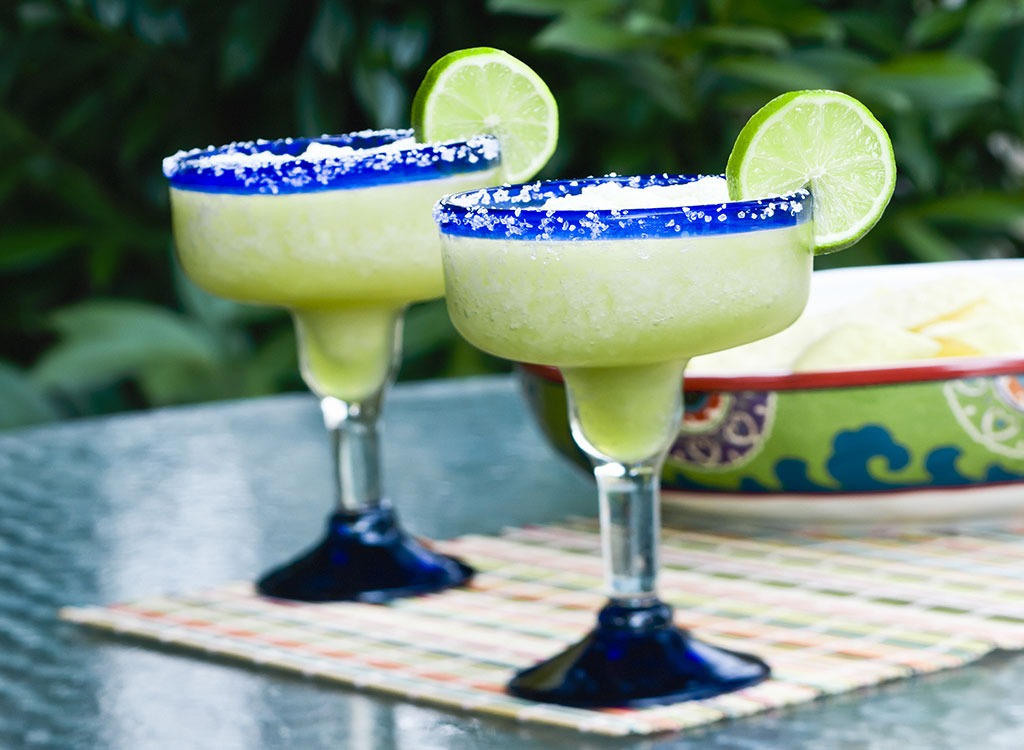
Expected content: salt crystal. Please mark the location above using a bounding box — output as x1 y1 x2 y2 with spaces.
540 176 729 210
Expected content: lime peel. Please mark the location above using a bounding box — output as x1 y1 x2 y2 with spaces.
726 89 896 255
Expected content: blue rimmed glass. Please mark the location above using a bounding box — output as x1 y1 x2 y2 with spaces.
164 130 502 602
436 174 814 707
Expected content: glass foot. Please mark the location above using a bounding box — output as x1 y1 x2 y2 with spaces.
256 504 474 603
508 600 769 707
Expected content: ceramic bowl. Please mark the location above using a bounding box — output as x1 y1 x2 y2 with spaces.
519 259 1024 527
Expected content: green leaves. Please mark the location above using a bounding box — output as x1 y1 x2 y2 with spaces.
309 0 353 74
713 56 832 90
0 226 85 272
535 13 650 56
401 300 509 380
220 1 286 86
692 25 789 54
27 296 298 412
0 362 60 430
4 0 1023 425
32 300 220 393
856 53 1000 112
490 0 614 16
908 191 1024 230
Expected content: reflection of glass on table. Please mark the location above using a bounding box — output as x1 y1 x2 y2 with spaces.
164 130 502 602
436 174 814 706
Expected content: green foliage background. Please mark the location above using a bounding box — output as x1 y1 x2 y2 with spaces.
2 0 1023 428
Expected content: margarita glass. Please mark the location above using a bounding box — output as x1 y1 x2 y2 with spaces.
436 174 814 706
164 129 501 602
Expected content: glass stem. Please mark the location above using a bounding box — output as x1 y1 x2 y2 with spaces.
569 364 687 610
321 393 385 513
594 457 665 608
315 313 405 515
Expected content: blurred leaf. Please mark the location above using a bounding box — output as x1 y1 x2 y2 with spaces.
907 7 967 47
788 47 875 84
38 157 122 224
135 363 206 405
908 191 1024 228
536 14 645 56
815 228 888 269
891 117 939 192
1008 31 1024 125
967 0 1024 30
723 0 844 43
402 300 457 363
927 107 978 141
32 336 209 394
50 91 105 144
712 55 832 90
33 299 220 390
242 325 299 394
892 215 965 262
0 109 35 151
220 1 284 85
309 0 352 74
386 16 428 72
0 164 24 205
47 299 205 344
629 54 693 120
0 51 18 111
17 1 62 26
693 25 789 53
89 0 128 28
131 1 187 45
87 238 123 288
443 337 510 378
172 257 259 329
836 9 904 55
119 93 168 168
856 53 1000 111
136 349 237 404
294 60 326 135
488 0 616 16
623 11 677 38
0 361 60 429
0 226 84 272
353 63 405 129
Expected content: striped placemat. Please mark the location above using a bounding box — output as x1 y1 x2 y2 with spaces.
61 518 1024 736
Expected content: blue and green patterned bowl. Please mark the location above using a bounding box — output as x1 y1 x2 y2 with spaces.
520 260 1024 527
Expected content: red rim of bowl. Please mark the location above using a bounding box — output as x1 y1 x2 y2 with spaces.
519 357 1024 392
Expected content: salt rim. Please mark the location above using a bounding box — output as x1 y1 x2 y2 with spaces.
539 176 730 210
433 174 812 242
164 128 501 195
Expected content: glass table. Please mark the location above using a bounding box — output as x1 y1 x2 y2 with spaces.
2 375 1023 749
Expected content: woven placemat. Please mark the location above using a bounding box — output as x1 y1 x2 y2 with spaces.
61 518 1024 736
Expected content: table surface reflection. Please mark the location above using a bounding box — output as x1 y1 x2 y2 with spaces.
3 375 1024 749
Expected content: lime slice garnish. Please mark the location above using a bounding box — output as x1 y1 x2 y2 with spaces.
411 47 558 184
726 89 896 254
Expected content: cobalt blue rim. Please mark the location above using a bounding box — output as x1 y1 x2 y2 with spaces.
163 129 501 195
434 174 813 241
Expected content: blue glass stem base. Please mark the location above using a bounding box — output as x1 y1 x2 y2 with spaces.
507 600 769 708
256 504 474 603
